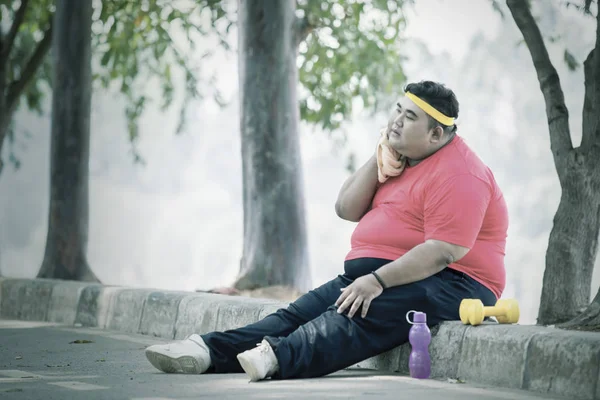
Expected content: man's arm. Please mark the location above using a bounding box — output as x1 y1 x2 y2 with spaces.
336 239 469 318
374 240 469 287
335 154 379 222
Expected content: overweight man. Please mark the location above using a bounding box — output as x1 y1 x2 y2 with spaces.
144 80 509 382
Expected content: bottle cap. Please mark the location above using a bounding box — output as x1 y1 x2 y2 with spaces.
406 310 427 324
413 312 426 323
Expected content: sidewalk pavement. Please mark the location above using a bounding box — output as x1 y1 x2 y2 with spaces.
1 277 598 400
0 319 571 400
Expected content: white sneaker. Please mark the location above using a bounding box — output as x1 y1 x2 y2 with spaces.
145 334 211 374
236 339 279 382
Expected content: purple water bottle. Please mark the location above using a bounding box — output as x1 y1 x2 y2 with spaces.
406 310 431 379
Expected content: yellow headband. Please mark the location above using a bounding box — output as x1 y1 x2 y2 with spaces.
405 92 455 126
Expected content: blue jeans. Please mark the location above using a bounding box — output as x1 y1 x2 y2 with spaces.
201 257 496 379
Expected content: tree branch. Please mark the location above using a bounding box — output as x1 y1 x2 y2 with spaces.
581 5 600 149
506 0 573 158
2 0 30 63
294 15 314 47
6 21 52 112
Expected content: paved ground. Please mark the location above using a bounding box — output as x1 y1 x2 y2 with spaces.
0 320 567 400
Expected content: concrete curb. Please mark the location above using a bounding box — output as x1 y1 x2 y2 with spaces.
1 277 598 400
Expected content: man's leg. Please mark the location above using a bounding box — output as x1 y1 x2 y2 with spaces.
204 258 395 374
145 274 351 374
251 267 492 380
201 274 350 373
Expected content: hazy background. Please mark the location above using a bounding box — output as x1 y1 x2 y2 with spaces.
1 0 599 325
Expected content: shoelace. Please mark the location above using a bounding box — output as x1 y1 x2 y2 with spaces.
256 342 270 353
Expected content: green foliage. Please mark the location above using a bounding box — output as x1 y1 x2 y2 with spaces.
1 0 54 115
92 0 233 162
1 0 233 165
297 0 410 132
0 0 54 170
3 0 412 166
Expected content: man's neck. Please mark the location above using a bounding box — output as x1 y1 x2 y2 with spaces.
407 133 456 166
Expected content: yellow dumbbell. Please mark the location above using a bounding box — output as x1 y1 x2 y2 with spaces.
459 298 520 326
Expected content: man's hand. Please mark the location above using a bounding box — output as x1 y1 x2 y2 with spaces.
335 274 383 318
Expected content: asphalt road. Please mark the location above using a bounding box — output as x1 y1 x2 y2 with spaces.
0 320 566 400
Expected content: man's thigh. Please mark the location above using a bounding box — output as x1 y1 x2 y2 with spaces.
361 268 479 329
287 274 351 322
361 279 433 329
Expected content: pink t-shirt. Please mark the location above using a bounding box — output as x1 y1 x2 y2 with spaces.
345 135 509 299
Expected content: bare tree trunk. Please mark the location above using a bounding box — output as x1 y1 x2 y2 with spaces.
235 0 311 292
538 158 600 323
0 121 7 176
1 30 7 275
558 1 600 330
0 31 7 176
560 287 600 331
507 0 600 325
37 0 98 282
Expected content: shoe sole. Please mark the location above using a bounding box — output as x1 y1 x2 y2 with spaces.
145 349 204 374
236 353 262 382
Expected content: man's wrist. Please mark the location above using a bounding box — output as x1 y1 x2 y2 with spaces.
371 271 387 290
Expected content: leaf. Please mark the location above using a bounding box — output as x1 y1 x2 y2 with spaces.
564 49 579 71
547 35 561 43
9 153 21 170
69 339 94 344
490 0 505 19
100 49 112 66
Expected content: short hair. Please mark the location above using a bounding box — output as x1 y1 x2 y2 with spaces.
404 81 459 133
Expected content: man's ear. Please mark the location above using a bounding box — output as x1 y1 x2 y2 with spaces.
430 125 444 142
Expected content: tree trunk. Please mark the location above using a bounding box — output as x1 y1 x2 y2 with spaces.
537 152 600 324
1 32 7 275
0 118 7 176
507 0 600 325
559 287 600 332
0 33 7 176
235 0 311 292
557 1 600 329
37 0 98 282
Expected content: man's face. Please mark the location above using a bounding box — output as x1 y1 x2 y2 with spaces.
386 95 440 159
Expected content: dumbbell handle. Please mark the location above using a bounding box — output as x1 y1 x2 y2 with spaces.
483 305 508 317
